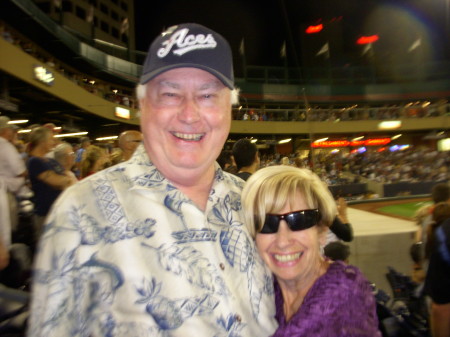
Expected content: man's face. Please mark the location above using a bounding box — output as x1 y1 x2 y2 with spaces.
139 68 231 182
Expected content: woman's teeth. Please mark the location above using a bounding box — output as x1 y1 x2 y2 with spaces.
274 252 302 262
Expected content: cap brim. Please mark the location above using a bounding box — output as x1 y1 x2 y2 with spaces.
139 63 234 89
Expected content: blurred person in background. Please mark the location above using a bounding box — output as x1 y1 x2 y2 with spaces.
74 136 91 178
110 130 143 164
242 165 380 336
217 149 237 174
27 127 74 242
0 116 27 250
424 216 450 337
232 138 259 181
54 142 78 184
80 145 111 179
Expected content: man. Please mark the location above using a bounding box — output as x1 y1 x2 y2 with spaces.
232 138 259 181
0 116 26 249
54 142 78 184
117 130 143 162
424 217 450 337
28 23 277 336
412 182 450 279
74 136 91 178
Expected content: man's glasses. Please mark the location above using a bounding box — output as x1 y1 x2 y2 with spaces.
259 209 321 234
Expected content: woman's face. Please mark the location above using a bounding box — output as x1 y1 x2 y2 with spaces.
255 193 326 287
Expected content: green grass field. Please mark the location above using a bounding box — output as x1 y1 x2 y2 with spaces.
376 201 433 218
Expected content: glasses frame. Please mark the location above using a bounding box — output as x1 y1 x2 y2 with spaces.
259 209 321 234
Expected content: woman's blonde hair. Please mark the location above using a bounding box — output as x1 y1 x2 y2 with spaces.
27 126 52 153
80 145 107 178
241 165 337 238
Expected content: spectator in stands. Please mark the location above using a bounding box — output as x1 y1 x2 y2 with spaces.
0 116 27 249
281 156 290 165
414 183 450 258
324 241 351 263
232 138 259 181
114 130 143 163
241 165 381 336
54 142 78 184
425 202 450 260
217 149 237 174
28 23 277 337
74 136 91 178
80 145 110 178
27 127 74 242
325 196 354 246
424 217 450 337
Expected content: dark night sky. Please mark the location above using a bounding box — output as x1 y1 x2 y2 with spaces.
134 0 449 70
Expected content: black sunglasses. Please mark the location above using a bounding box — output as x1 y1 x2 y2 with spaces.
259 209 321 234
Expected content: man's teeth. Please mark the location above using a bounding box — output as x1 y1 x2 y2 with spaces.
274 253 302 262
172 132 204 141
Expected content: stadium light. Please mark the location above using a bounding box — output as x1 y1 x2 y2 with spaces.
356 35 379 45
306 24 323 34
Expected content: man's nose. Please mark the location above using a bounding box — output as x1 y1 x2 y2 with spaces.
178 97 201 123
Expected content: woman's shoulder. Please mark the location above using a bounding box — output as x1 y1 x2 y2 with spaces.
325 261 372 288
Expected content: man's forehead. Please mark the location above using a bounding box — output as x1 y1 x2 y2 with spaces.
150 68 225 89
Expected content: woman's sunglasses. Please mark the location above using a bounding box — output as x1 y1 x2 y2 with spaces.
258 209 321 234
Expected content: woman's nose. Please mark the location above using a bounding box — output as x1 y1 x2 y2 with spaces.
274 220 293 248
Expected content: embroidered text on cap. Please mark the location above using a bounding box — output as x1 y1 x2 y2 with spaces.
157 28 217 57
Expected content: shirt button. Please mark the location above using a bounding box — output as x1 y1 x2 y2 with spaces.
219 263 225 270
235 314 242 322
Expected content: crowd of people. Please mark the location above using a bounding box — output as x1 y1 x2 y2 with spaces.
234 101 449 122
0 119 142 254
248 146 449 187
0 21 449 337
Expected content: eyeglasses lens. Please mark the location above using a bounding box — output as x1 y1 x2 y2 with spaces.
259 209 320 234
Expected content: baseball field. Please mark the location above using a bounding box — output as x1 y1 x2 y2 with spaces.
350 197 432 221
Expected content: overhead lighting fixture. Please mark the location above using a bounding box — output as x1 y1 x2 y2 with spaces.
8 119 29 124
250 139 258 143
391 134 402 140
314 137 329 143
378 121 401 130
278 138 292 144
18 129 32 133
352 136 364 141
54 132 88 138
96 136 118 141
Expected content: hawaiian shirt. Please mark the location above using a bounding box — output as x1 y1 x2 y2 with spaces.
28 145 277 337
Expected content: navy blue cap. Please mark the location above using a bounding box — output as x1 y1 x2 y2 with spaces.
139 23 234 89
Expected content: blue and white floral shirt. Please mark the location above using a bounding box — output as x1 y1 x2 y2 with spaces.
28 145 277 337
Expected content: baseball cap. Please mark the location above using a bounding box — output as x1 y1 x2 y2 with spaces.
139 23 234 89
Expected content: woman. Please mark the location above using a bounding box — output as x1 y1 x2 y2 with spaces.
27 127 74 241
242 166 381 336
80 145 110 178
